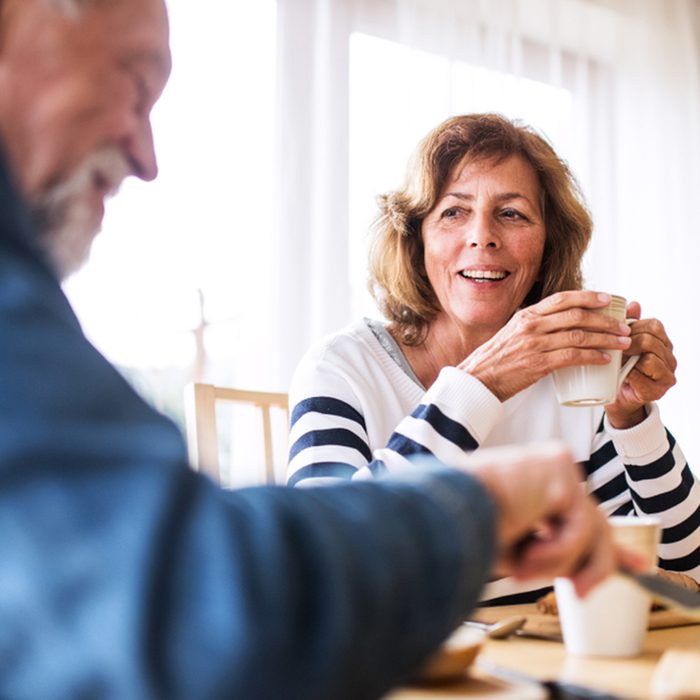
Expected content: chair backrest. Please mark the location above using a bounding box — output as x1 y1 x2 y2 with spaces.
184 382 289 486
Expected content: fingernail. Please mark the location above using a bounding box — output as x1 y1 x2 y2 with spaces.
601 352 611 361
597 292 611 303
618 336 632 345
619 323 631 334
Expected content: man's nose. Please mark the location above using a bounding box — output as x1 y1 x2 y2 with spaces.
467 212 499 248
125 118 158 182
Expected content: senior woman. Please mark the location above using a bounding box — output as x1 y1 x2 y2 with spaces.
286 113 700 604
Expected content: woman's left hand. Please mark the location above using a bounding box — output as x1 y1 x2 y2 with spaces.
604 301 677 429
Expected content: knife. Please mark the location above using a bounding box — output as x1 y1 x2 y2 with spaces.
479 660 626 699
620 569 700 619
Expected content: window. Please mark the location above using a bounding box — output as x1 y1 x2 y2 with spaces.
64 0 277 422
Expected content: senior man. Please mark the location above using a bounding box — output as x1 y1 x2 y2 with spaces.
0 0 629 698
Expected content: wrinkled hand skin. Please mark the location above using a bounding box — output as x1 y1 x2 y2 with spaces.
459 290 632 402
605 300 677 429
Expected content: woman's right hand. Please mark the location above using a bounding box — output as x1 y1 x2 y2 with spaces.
458 290 632 402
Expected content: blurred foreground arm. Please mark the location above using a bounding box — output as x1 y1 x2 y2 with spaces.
1 160 627 700
0 166 497 699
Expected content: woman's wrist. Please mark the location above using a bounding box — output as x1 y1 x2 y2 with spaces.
458 358 506 402
605 405 647 430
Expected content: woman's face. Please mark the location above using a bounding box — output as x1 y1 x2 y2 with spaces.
421 154 546 336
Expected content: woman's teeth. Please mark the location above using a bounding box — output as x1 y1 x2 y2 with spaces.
459 270 508 281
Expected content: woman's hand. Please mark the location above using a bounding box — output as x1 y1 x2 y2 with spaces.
458 290 632 402
604 301 677 429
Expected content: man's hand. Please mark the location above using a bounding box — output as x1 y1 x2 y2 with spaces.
465 442 643 596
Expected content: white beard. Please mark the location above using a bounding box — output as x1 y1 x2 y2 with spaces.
31 148 131 280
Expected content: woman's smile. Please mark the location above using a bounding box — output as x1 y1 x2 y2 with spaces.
421 154 546 336
458 265 510 283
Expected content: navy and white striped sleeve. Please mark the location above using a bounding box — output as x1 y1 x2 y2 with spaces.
583 404 700 579
288 366 503 487
288 396 374 486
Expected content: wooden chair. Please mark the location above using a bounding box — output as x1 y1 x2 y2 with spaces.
184 383 289 486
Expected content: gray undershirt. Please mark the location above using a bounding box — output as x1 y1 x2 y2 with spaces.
364 317 426 390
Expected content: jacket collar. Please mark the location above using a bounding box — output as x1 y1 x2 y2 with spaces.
0 147 61 282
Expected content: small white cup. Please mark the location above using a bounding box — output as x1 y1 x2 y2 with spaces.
553 294 639 407
556 516 660 658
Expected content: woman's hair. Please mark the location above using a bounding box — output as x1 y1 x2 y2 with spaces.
368 113 592 345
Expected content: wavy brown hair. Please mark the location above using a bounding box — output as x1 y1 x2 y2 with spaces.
368 113 592 345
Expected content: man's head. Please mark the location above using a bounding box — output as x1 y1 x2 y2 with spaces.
0 0 171 278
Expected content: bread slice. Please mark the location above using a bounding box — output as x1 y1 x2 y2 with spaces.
535 570 700 615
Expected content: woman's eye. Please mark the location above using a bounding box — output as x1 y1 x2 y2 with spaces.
500 208 527 221
440 207 461 219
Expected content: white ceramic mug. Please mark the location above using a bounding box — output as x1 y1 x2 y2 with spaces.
555 516 660 658
553 295 640 407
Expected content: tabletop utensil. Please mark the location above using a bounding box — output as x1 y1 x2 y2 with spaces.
479 660 627 699
621 569 700 618
464 615 527 639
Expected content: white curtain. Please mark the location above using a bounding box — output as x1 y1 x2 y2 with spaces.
273 0 700 465
606 0 700 467
272 0 353 384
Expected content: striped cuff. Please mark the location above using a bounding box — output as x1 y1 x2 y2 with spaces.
604 403 668 463
424 367 503 445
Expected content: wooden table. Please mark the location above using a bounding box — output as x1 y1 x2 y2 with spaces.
386 605 700 699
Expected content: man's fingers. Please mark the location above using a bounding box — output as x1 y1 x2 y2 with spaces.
568 517 616 597
569 537 651 598
508 499 608 583
616 544 650 573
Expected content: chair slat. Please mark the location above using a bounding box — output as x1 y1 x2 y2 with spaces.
184 382 289 486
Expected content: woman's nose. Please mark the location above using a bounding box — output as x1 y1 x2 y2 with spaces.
466 215 499 248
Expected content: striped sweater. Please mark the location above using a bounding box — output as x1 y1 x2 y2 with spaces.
287 318 700 603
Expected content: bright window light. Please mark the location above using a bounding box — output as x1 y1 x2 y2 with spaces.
63 0 277 416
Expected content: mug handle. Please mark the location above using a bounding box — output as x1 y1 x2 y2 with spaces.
617 354 640 389
617 317 640 390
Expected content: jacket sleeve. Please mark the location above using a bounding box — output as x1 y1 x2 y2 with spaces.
0 213 497 699
0 444 496 700
164 467 496 700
